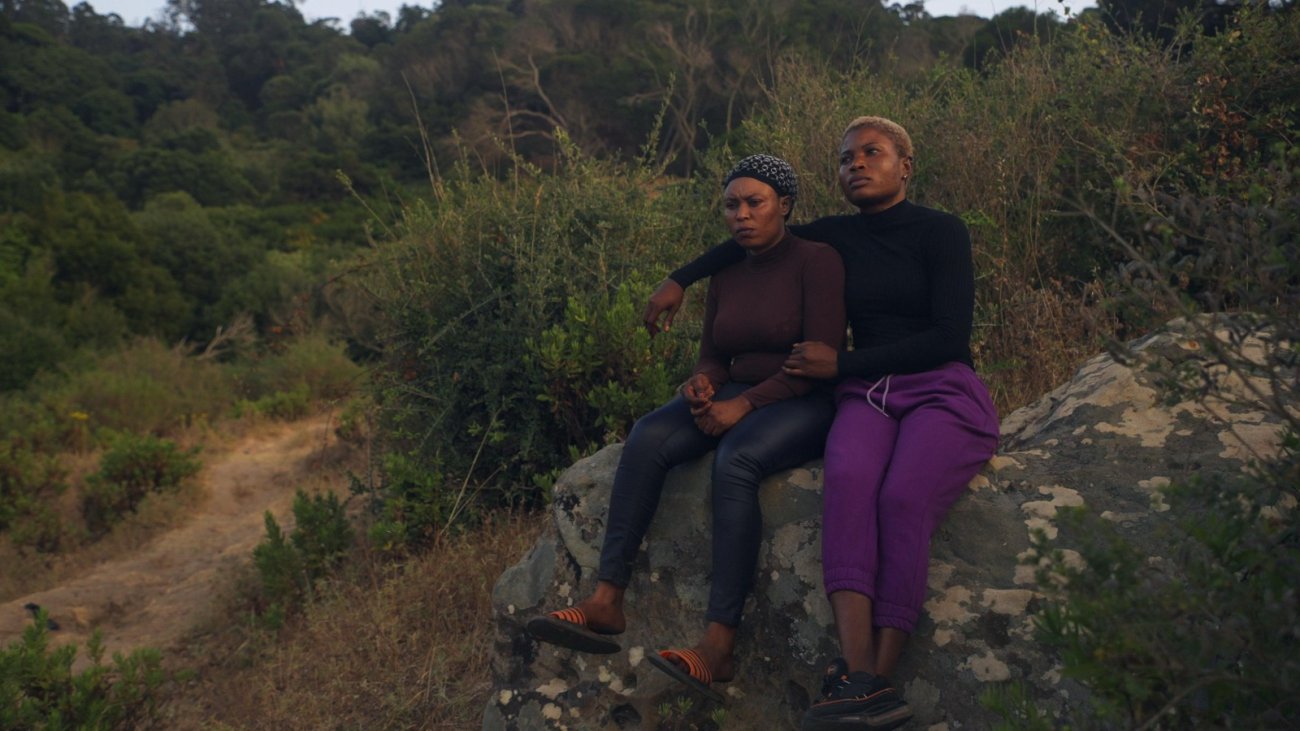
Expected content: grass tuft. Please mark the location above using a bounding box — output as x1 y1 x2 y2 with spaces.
166 510 545 729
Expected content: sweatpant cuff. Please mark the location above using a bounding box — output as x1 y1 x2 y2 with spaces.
823 567 875 598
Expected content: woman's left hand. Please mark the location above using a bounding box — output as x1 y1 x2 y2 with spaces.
783 341 839 379
694 397 753 436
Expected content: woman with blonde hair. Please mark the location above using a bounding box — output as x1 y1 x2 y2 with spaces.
645 117 999 729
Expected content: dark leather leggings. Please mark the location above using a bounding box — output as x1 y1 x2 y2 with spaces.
597 381 834 627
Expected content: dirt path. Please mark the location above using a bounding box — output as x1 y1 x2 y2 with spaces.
0 414 348 660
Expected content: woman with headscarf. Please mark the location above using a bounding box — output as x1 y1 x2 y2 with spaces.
643 118 1000 730
528 154 846 701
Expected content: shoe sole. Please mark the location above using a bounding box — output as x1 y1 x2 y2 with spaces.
645 652 726 704
525 616 621 654
801 705 913 731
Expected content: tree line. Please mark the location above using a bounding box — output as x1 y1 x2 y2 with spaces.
0 0 1131 392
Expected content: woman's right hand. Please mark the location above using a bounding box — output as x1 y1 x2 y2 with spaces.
680 374 714 409
643 279 684 335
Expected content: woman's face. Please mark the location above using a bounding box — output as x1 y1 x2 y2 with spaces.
724 177 790 254
838 127 912 214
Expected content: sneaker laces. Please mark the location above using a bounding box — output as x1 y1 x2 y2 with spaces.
819 658 851 699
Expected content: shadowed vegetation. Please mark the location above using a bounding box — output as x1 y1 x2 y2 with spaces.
1 0 1296 727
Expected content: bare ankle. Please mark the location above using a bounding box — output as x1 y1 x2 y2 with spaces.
591 581 625 607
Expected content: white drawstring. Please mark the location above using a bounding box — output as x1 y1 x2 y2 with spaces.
863 374 893 418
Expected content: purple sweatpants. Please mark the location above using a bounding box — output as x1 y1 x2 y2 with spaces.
822 362 1000 632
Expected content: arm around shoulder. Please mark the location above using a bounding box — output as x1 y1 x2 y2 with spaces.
644 241 747 335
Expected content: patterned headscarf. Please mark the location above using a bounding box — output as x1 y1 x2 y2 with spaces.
723 154 799 202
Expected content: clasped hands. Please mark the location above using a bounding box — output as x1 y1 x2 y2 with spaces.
682 340 838 436
680 375 751 437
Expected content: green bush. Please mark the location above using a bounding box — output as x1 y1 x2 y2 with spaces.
1027 439 1299 727
82 433 201 537
252 489 352 626
58 338 231 437
0 444 68 553
236 383 312 421
0 613 168 730
233 333 364 403
0 445 65 531
289 489 352 578
528 275 696 460
1006 25 1300 725
0 437 68 559
364 136 708 525
0 389 76 454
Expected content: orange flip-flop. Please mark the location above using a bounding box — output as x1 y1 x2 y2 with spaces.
646 648 726 703
526 608 621 654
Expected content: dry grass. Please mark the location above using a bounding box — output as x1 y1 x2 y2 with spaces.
0 461 208 603
164 510 546 730
0 413 329 603
976 278 1120 417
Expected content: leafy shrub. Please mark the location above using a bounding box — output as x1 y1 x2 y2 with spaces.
289 489 353 577
82 433 201 537
0 445 65 532
236 383 312 421
58 338 231 437
251 512 302 630
0 444 68 553
0 389 78 454
364 138 707 525
252 489 352 626
359 452 457 553
0 614 168 730
7 503 66 555
233 333 363 403
528 275 696 463
1027 439 1298 727
334 396 373 445
1008 37 1299 726
0 304 66 392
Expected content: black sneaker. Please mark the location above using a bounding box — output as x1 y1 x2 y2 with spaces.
801 657 913 730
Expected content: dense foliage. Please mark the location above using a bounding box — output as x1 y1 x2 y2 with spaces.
367 2 1298 511
82 432 201 537
0 0 1063 543
252 488 353 628
1 616 169 730
360 145 705 539
1 0 1296 725
0 0 1030 394
1015 123 1300 728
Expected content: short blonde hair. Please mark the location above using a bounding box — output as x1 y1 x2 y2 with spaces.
842 116 914 160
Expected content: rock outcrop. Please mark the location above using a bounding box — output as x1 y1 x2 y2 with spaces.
485 319 1288 730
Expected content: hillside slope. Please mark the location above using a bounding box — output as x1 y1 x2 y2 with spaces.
0 414 348 664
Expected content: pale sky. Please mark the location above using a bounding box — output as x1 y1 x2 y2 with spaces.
91 0 1093 30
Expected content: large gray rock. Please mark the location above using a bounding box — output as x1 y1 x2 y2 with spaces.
486 319 1288 730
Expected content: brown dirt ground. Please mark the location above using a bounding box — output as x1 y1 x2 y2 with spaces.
0 413 352 666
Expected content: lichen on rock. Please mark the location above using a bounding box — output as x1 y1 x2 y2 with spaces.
486 322 1288 730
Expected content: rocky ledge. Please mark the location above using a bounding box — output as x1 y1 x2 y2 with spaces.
485 318 1289 730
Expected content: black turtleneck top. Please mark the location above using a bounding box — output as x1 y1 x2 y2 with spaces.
671 200 974 381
